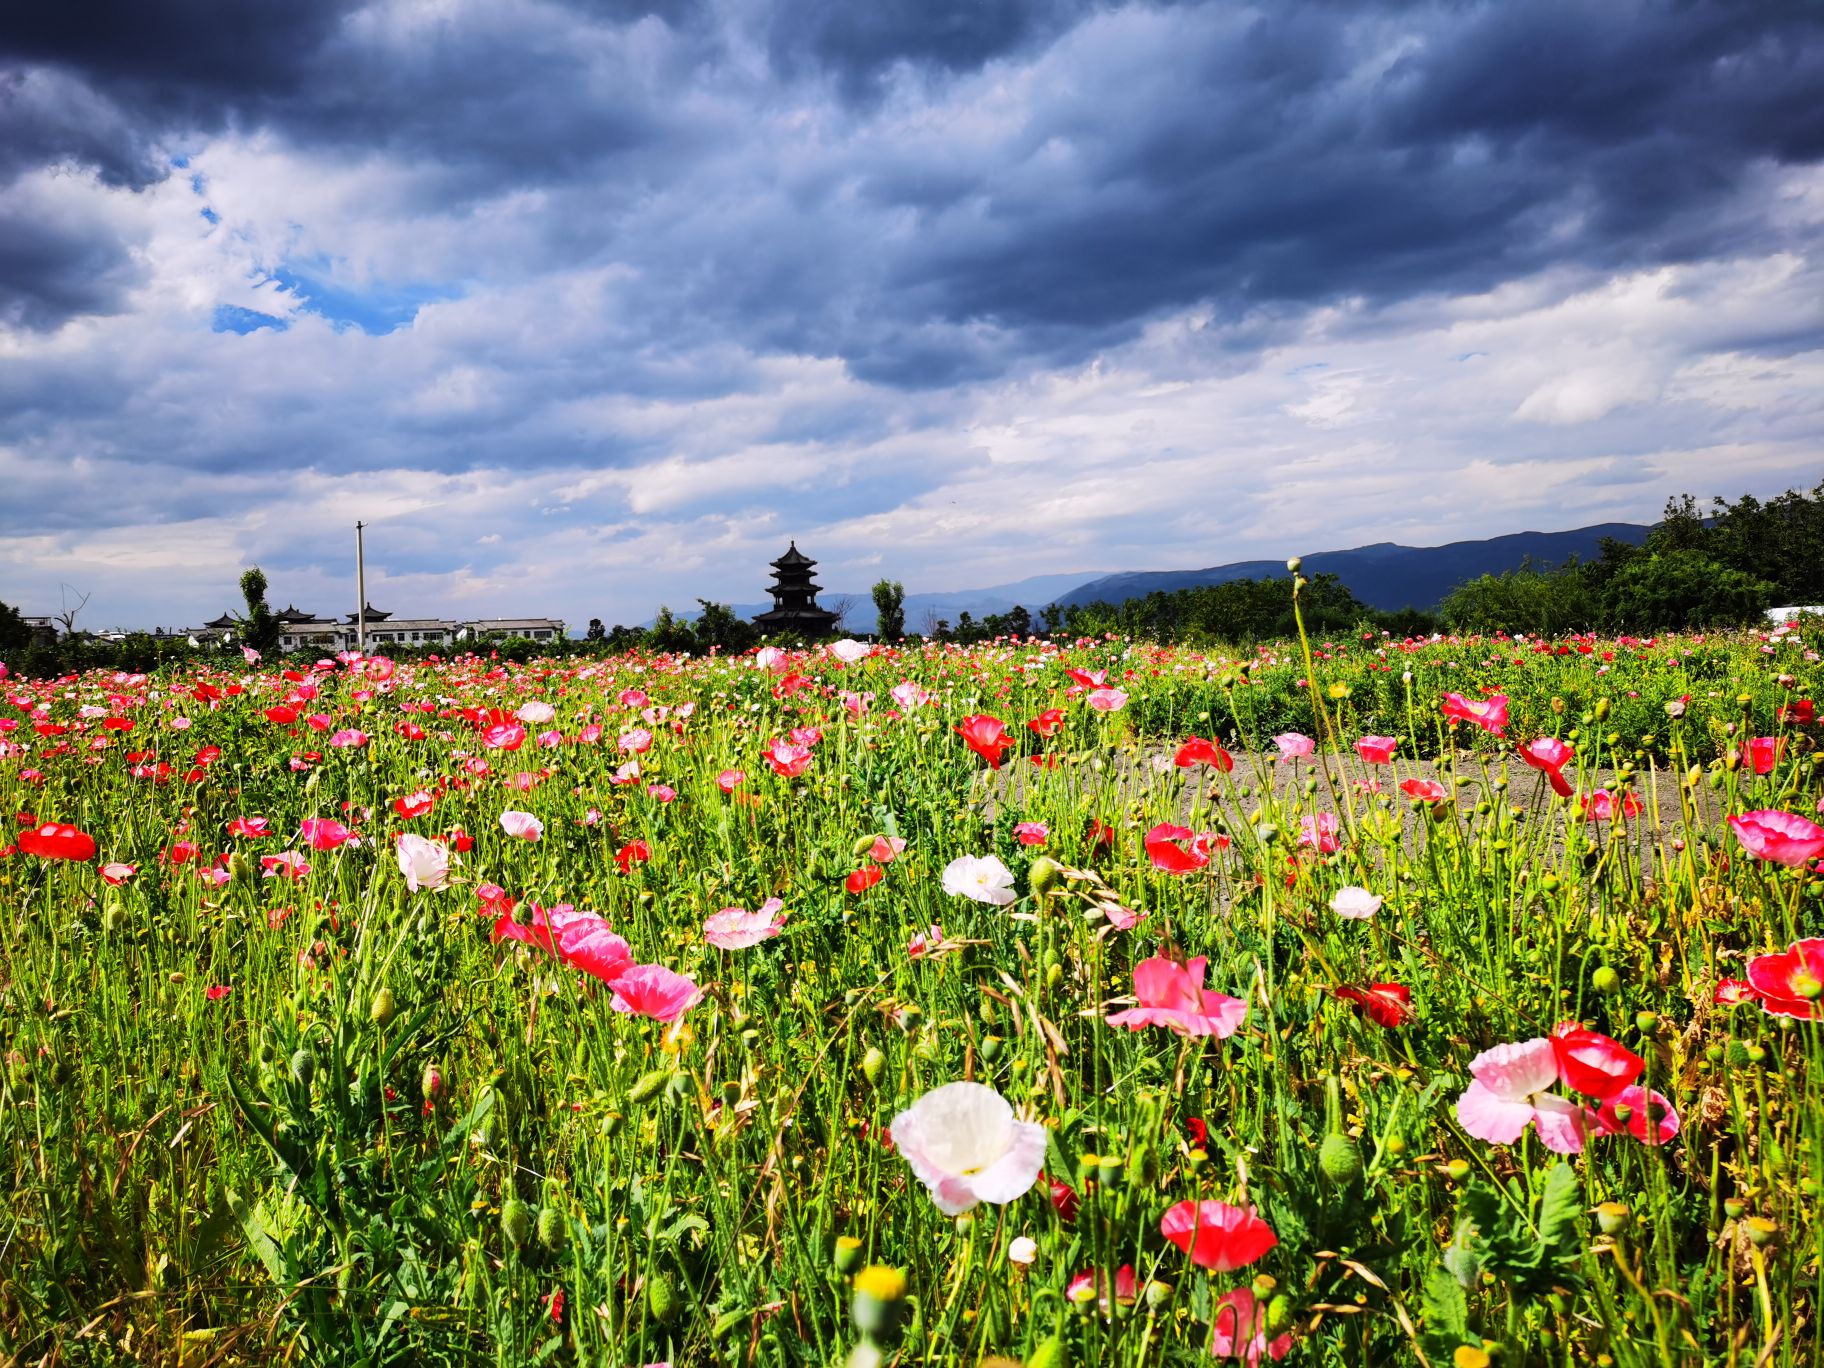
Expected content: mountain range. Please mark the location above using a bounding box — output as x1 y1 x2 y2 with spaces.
651 522 1653 634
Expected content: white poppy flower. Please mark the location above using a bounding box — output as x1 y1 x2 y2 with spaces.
396 833 453 892
1330 886 1382 920
941 854 1016 906
890 1082 1048 1215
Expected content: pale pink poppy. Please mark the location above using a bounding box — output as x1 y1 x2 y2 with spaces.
1354 736 1397 765
646 783 676 803
1330 886 1380 920
1455 1038 1591 1154
396 833 453 892
890 1082 1047 1215
262 851 311 880
868 835 907 863
1298 813 1341 853
1106 957 1246 1038
1273 733 1314 762
329 728 368 748
516 701 556 725
891 681 932 709
1086 687 1128 712
907 924 943 958
1013 821 1049 846
703 898 788 949
828 638 870 664
619 728 653 754
1097 901 1143 931
500 810 544 841
609 964 704 1022
717 769 745 793
100 861 138 884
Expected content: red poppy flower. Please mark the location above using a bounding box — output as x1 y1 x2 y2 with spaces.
1160 1201 1277 1271
1778 699 1814 725
1441 691 1507 736
1174 736 1235 771
394 791 435 819
1332 982 1413 1027
1713 978 1757 1006
1549 1022 1643 1100
1400 778 1448 803
955 714 1013 768
1085 819 1117 854
18 822 97 862
844 863 884 893
1027 708 1066 738
1745 938 1824 1019
1145 822 1218 874
1742 736 1784 776
1048 1176 1079 1223
613 840 652 874
1728 810 1824 867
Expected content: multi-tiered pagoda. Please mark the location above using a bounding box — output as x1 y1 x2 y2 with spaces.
752 542 840 637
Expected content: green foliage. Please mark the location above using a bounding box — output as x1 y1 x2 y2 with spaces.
238 566 282 655
1059 572 1392 643
0 599 31 654
585 618 606 642
691 599 760 654
1438 562 1594 636
1602 549 1777 629
870 579 906 640
1449 1163 1586 1300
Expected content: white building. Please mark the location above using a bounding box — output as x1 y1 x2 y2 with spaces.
189 604 566 653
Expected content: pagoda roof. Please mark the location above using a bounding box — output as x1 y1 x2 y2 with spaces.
275 604 320 623
769 541 816 570
204 611 239 629
347 603 391 622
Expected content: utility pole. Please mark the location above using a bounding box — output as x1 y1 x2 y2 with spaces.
356 521 367 653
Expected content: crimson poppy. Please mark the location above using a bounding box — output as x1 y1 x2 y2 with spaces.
1332 982 1413 1027
1160 1201 1277 1271
18 822 96 862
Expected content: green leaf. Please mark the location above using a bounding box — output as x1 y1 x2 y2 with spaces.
1419 1265 1473 1360
226 1188 286 1286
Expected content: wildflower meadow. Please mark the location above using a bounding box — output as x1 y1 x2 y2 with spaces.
2 596 1822 1366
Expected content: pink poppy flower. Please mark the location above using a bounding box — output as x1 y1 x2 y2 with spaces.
1745 938 1824 1018
891 681 931 709
1713 978 1757 1007
1455 1038 1591 1154
262 851 311 880
717 769 745 793
500 810 544 841
763 738 813 778
907 923 943 959
868 835 907 863
495 904 635 986
1728 810 1824 867
207 984 233 1000
396 833 453 892
1401 778 1448 803
329 728 368 748
298 818 354 851
646 783 676 804
483 723 527 751
1298 813 1341 852
1210 1286 1293 1364
1519 736 1575 798
1441 691 1508 735
1106 956 1246 1038
1013 821 1049 846
1086 687 1128 712
1354 736 1397 765
609 964 704 1022
619 728 653 754
704 899 788 950
100 861 138 885
1330 885 1380 919
1594 1086 1681 1146
1580 790 1641 823
1065 1264 1138 1315
1272 733 1314 763
1160 1201 1277 1271
228 815 272 838
1097 901 1143 931
890 1081 1047 1215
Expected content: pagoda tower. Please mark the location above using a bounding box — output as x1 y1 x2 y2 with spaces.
752 542 840 637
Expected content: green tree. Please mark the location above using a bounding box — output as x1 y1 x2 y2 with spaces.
692 600 759 654
0 599 31 654
1601 549 1776 629
870 579 906 640
238 567 281 655
585 618 606 642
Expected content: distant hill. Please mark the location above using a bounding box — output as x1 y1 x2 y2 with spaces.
1054 523 1654 613
645 570 1107 636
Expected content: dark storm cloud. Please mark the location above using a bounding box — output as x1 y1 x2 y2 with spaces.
4 0 1824 366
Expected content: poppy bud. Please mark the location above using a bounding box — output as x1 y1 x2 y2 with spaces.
1026 1332 1068 1368
647 1268 683 1324
1744 1217 1779 1248
833 1234 864 1274
1595 1202 1630 1235
1592 966 1620 993
421 1061 443 1100
979 1034 1003 1064
501 1198 532 1249
537 1204 565 1253
1029 856 1066 899
628 1066 673 1108
861 1045 887 1087
1266 1293 1292 1332
229 852 255 886
1594 698 1611 720
850 1264 907 1340
1320 1133 1362 1185
103 901 128 933
369 987 396 1025
289 1047 316 1089
1286 557 1302 574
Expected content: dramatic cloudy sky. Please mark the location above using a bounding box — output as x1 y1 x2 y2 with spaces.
3 0 1823 631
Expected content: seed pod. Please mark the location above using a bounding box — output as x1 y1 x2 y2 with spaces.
1029 856 1066 899
369 987 396 1025
501 1198 532 1249
1026 1331 1068 1368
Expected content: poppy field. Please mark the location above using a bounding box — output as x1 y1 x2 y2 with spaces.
1 611 1822 1367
